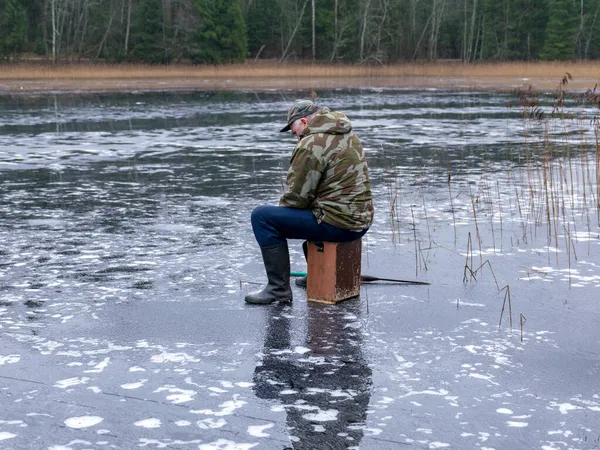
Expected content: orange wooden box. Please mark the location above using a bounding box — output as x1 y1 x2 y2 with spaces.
306 240 362 304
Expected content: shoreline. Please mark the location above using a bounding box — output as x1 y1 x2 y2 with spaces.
1 76 598 96
1 62 599 95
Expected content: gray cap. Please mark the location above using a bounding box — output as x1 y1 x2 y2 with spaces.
280 100 319 132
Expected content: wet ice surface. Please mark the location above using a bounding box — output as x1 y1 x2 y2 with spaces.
1 90 600 449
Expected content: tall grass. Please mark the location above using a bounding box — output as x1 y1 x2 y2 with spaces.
2 60 600 83
386 73 600 287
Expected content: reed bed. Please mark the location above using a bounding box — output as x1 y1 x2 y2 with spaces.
379 77 600 332
386 74 600 287
2 61 600 83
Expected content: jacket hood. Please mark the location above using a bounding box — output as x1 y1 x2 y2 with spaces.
305 107 352 136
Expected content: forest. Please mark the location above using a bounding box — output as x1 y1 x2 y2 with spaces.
0 0 598 64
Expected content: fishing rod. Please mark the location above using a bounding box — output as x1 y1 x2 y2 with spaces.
290 271 430 286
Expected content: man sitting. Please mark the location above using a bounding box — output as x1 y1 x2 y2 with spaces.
245 100 374 305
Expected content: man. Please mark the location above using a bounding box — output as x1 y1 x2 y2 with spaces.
244 99 374 305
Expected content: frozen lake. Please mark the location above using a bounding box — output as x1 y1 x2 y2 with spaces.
0 89 599 449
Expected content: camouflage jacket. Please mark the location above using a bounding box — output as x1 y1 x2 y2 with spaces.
279 107 374 231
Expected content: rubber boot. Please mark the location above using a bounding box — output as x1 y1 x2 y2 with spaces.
245 243 293 305
295 241 308 288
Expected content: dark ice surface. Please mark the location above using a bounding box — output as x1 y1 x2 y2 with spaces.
0 90 599 450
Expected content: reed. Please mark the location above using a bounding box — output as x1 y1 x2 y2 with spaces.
469 187 483 268
410 205 419 276
464 258 500 290
463 232 475 283
381 72 600 293
499 285 513 332
4 61 600 92
2 60 600 79
496 180 504 253
448 166 457 245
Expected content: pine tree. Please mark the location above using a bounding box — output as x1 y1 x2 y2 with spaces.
191 0 247 64
131 0 171 63
540 0 577 60
246 0 280 59
0 0 27 61
507 0 549 60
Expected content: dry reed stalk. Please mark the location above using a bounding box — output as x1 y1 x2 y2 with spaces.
579 123 590 212
4 60 600 80
389 194 398 246
542 156 553 264
550 159 560 266
391 195 400 246
448 166 457 245
410 205 418 276
469 187 483 268
489 188 496 254
579 133 594 256
571 237 578 261
514 185 527 243
520 314 526 343
420 174 432 249
587 219 592 257
418 241 428 271
499 285 513 332
463 232 475 283
557 158 571 244
384 162 398 246
469 260 500 290
496 181 504 252
395 163 402 244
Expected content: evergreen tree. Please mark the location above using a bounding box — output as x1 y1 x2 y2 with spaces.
131 0 171 63
480 0 549 60
0 0 27 60
191 0 247 63
246 0 281 59
540 0 577 60
506 0 548 60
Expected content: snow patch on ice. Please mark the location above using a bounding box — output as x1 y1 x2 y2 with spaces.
507 421 528 427
0 355 20 365
247 423 273 437
54 377 90 389
134 418 161 428
302 409 339 422
549 402 583 415
197 440 258 450
150 352 199 364
64 416 103 429
121 380 147 390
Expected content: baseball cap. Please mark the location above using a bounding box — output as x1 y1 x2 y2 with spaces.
280 100 320 132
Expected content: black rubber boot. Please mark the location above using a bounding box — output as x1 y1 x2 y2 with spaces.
295 275 307 287
245 243 293 305
295 241 308 288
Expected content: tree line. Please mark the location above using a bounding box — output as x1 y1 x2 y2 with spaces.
0 0 598 63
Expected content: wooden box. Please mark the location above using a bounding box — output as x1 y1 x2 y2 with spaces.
307 239 362 304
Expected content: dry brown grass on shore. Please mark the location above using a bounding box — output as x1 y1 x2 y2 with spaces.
2 60 600 80
2 61 599 94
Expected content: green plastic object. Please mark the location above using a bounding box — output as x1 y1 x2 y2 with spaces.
290 271 307 277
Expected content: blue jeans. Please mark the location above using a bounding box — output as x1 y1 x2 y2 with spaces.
251 205 368 248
